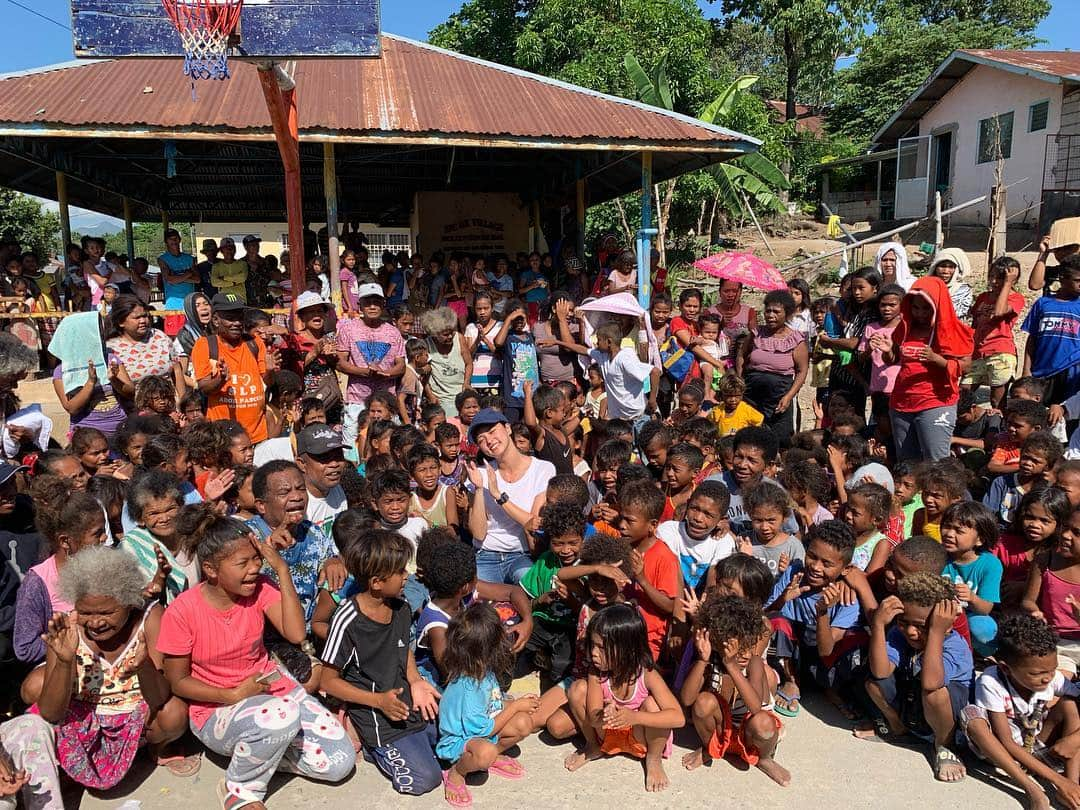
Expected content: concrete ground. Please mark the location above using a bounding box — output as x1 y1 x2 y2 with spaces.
70 685 1032 810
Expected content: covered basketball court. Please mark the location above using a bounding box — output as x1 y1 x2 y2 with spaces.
0 32 757 306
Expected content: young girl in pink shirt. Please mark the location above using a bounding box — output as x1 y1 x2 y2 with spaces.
157 506 355 809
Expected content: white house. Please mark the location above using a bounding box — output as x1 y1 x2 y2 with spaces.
821 50 1080 230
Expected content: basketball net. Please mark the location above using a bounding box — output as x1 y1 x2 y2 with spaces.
161 0 244 83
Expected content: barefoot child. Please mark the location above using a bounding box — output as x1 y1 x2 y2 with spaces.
960 615 1080 810
318 528 443 796
681 593 789 786
865 573 971 782
1022 507 1080 676
437 602 540 805
563 603 684 792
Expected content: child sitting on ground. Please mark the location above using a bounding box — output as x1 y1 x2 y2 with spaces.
414 539 477 687
660 442 703 522
984 432 1061 529
437 602 540 806
319 528 442 796
912 458 967 542
681 593 789 786
708 374 764 437
407 444 457 529
768 520 876 719
844 482 892 574
987 399 1049 477
562 603 685 792
940 501 1003 657
995 486 1073 602
742 481 804 580
961 614 1080 810
864 573 971 782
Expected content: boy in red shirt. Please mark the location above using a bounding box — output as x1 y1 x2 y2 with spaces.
618 479 682 660
962 257 1025 409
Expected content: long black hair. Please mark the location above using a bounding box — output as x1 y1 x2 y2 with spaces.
442 602 514 683
586 603 653 687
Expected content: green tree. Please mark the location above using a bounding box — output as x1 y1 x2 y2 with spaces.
428 0 533 65
0 189 61 261
829 0 1050 144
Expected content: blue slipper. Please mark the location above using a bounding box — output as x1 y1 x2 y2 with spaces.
774 688 801 717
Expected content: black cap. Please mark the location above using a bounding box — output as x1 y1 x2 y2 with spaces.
467 408 510 443
211 293 246 312
296 423 345 456
0 461 27 485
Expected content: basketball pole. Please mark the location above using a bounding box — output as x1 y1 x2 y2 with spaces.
256 61 306 322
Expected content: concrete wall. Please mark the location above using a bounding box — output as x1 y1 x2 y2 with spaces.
917 64 1063 226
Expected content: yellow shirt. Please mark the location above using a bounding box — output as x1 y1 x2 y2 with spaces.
708 401 764 436
211 259 248 301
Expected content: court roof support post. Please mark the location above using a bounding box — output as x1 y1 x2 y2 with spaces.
55 171 71 249
324 142 341 313
123 197 135 259
638 150 654 311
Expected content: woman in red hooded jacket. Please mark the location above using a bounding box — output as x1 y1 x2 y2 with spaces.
870 275 974 461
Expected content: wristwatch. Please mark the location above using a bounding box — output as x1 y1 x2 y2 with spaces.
496 492 510 506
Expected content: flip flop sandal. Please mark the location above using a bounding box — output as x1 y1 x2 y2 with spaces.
489 756 526 780
442 771 473 807
216 778 263 810
157 751 202 777
774 688 801 718
934 745 966 783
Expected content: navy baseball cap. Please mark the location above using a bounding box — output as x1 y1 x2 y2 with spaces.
467 408 510 443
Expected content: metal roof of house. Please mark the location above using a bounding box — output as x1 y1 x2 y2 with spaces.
0 34 756 224
873 49 1080 147
0 34 753 149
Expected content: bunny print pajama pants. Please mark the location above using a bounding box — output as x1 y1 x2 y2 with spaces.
192 687 356 807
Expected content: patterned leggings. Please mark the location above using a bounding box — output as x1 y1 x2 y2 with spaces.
0 714 63 810
191 687 355 808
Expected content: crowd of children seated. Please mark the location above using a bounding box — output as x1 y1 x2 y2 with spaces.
1 228 1080 809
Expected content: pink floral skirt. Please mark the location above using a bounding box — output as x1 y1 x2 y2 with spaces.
56 699 149 789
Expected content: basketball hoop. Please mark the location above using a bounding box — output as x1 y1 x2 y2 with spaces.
161 0 244 82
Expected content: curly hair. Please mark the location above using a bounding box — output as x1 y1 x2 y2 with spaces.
134 374 176 413
716 374 746 398
59 546 145 609
698 593 767 654
743 481 792 518
579 532 633 571
893 536 947 572
1022 431 1064 468
805 519 857 564
181 420 232 469
916 458 968 501
422 540 476 599
896 571 956 608
996 614 1057 664
691 479 731 515
733 426 779 464
416 526 458 580
442 602 514 683
540 500 586 542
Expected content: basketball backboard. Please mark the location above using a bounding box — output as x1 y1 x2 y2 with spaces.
70 0 380 59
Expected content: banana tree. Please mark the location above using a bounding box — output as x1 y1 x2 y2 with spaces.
699 74 791 239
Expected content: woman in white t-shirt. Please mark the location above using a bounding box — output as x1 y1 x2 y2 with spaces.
465 408 554 584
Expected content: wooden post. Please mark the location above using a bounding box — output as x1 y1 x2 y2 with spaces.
161 211 170 233
323 142 341 313
55 172 71 249
575 178 586 262
933 191 943 251
123 197 135 260
638 151 653 310
989 183 1007 263
532 200 542 252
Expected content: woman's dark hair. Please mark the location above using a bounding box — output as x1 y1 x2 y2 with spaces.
786 278 811 311
442 602 514 683
342 528 411 593
762 289 797 318
586 603 653 684
454 388 481 411
181 421 232 469
31 475 101 548
848 266 882 314
780 460 831 505
141 433 184 471
107 294 146 338
70 426 107 457
941 500 1000 551
87 474 128 512
176 503 252 566
711 555 773 606
678 287 702 307
1011 484 1072 541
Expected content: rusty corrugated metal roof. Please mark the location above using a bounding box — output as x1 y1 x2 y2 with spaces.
960 50 1080 82
0 34 751 148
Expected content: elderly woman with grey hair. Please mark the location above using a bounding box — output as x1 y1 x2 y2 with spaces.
422 306 472 417
21 546 195 788
120 470 195 603
0 331 43 459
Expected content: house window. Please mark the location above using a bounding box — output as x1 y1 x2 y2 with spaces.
279 232 289 249
977 112 1014 164
1030 100 1049 132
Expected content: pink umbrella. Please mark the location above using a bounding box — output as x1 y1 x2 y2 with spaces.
692 251 787 291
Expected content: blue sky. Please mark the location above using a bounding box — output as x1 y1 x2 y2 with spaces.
1 0 1076 75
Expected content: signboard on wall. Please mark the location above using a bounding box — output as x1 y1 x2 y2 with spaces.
413 192 530 256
